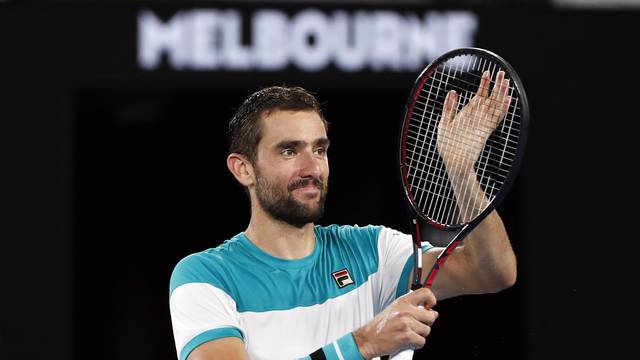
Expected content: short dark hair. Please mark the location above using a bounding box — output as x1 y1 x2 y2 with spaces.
228 86 327 164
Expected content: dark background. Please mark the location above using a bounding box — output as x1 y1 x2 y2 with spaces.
1 1 638 359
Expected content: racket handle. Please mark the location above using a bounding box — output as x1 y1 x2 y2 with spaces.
389 349 414 360
388 303 422 360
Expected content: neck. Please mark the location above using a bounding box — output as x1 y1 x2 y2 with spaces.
244 205 316 260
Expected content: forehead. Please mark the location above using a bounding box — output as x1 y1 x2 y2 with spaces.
259 110 327 146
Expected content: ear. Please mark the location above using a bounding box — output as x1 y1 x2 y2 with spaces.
227 153 255 187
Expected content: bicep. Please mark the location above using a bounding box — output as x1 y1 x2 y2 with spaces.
188 337 248 360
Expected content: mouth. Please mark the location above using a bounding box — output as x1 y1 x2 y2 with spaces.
293 184 320 196
290 180 322 199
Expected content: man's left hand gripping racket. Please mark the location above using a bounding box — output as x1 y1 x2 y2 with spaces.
391 48 529 359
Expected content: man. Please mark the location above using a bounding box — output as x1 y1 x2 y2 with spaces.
170 80 516 360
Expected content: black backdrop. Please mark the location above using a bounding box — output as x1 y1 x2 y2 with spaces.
1 2 638 360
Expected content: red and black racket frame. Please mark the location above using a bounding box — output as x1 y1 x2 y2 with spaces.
397 47 530 291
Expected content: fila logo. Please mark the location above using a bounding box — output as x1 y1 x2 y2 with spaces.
332 268 354 288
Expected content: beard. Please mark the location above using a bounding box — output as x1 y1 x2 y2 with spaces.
254 169 328 229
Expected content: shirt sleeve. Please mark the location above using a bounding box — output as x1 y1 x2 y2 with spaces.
375 227 434 311
169 257 245 360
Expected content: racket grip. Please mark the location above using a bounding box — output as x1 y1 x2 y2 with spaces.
388 303 422 360
389 349 414 360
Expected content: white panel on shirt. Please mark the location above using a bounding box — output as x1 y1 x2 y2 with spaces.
171 276 378 360
241 278 376 359
374 227 415 312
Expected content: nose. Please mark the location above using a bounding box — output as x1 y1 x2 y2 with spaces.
298 149 322 178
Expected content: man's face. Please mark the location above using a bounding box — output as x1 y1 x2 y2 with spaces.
251 110 330 228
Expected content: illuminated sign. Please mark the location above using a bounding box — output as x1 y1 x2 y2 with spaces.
138 8 478 72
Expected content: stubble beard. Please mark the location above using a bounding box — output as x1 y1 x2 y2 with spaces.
254 169 328 229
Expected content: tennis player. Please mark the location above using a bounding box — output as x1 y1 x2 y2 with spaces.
169 86 516 360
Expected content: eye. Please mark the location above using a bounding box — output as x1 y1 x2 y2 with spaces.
281 148 296 157
314 147 327 156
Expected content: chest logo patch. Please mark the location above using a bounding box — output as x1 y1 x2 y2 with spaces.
332 268 354 288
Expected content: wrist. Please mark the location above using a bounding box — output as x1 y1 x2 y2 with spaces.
352 328 373 360
443 159 474 176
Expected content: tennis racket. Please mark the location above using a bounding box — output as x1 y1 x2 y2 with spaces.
390 47 529 359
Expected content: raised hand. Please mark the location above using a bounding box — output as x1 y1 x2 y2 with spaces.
437 70 512 171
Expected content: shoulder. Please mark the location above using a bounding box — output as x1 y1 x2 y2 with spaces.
315 224 384 242
315 224 385 263
169 237 245 297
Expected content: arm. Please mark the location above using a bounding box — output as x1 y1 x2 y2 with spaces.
187 289 438 360
425 209 516 300
170 256 248 360
190 335 363 360
187 338 248 360
424 70 517 300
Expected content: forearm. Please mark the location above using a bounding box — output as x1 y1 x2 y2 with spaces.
447 167 517 292
446 165 490 223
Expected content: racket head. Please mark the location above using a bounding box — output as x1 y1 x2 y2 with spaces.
398 47 529 230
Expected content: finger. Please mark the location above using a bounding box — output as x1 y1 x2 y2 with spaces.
405 287 437 308
410 307 439 326
478 70 491 98
495 78 510 107
489 70 505 101
411 319 432 339
405 321 431 350
398 321 428 350
406 331 427 350
503 95 512 115
442 90 458 123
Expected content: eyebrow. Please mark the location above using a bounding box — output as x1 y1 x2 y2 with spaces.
274 138 331 150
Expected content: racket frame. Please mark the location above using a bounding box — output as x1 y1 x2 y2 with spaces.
397 47 530 290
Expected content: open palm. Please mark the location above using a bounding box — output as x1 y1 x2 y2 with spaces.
437 70 512 171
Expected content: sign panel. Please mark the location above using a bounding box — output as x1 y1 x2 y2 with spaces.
138 8 478 72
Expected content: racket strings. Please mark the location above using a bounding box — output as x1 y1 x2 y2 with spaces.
413 94 522 134
404 54 522 226
407 119 519 155
408 63 451 222
449 59 516 222
405 148 510 181
406 112 519 177
428 57 492 224
408 94 519 176
410 58 471 224
412 79 523 143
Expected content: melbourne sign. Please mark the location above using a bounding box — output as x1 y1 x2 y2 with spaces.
138 8 478 72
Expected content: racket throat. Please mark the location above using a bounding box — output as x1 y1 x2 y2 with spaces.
410 218 462 290
421 221 460 247
423 224 470 288
423 241 459 289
